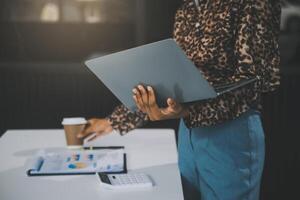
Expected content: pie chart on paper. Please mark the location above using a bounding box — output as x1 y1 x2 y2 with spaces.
68 162 87 169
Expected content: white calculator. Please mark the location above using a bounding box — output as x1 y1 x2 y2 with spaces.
96 172 153 190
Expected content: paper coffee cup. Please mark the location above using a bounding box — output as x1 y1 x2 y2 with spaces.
62 118 87 147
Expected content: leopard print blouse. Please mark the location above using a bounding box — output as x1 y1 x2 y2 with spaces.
107 0 281 134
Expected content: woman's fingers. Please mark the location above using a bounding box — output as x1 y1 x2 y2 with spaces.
86 130 111 142
137 85 153 117
77 119 95 138
133 85 150 113
167 98 178 110
147 86 158 108
132 85 185 121
77 118 113 139
161 98 182 116
133 87 146 112
132 85 187 120
146 86 162 120
133 93 143 111
137 85 149 105
132 85 161 120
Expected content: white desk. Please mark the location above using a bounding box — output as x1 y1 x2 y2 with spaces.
0 129 184 200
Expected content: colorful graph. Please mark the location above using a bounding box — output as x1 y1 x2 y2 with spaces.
68 162 87 169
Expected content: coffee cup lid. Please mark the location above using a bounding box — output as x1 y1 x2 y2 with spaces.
62 117 87 125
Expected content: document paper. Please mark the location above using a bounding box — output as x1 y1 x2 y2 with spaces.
27 149 125 175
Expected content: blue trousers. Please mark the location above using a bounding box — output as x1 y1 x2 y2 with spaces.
178 110 265 200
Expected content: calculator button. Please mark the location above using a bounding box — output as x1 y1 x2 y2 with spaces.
100 173 153 190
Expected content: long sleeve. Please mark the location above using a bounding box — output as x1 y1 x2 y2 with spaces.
106 104 149 135
179 0 280 128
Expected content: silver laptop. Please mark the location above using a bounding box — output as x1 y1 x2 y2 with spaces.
85 39 217 111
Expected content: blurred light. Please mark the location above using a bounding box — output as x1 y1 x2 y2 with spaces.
84 5 101 23
40 2 60 22
77 0 103 2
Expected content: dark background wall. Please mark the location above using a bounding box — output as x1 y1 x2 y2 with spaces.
0 0 299 199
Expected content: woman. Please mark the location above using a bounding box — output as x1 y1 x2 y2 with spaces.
78 0 281 199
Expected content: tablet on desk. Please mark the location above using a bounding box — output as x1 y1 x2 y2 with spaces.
85 38 217 110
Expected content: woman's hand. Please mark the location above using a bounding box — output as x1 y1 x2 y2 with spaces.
132 85 189 121
77 118 113 141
